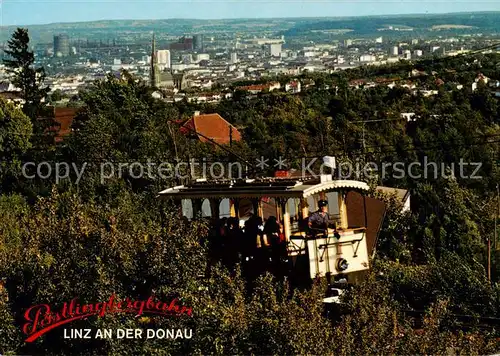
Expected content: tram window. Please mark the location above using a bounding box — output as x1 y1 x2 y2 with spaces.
287 199 297 218
239 199 254 219
326 192 340 215
307 196 316 212
181 199 194 220
201 199 211 218
220 199 230 218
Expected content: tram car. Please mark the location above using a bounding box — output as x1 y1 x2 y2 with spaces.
158 173 385 292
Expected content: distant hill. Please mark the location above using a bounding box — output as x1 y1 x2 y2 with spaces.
0 12 499 44
283 12 500 37
0 18 298 44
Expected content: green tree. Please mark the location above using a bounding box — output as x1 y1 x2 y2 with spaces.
0 98 32 157
3 28 50 121
0 98 33 193
60 74 186 201
49 89 65 103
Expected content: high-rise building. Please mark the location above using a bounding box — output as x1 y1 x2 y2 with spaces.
53 34 70 57
391 46 399 56
403 50 411 60
157 49 171 68
270 43 282 57
230 52 238 64
193 34 203 51
170 37 193 51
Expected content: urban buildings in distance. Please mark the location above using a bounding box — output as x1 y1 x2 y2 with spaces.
53 34 70 57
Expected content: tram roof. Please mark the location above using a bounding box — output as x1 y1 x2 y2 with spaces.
158 175 370 200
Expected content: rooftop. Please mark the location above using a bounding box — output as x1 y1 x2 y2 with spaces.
180 113 242 145
158 176 369 200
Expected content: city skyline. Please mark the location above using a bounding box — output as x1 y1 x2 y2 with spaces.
2 0 500 26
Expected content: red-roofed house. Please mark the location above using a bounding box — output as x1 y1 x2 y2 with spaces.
348 79 366 88
180 111 242 145
236 82 281 94
42 107 80 143
53 107 80 143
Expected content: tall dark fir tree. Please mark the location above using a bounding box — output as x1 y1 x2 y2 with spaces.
3 28 50 122
3 28 55 154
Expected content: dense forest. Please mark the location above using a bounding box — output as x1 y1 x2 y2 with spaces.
0 28 500 354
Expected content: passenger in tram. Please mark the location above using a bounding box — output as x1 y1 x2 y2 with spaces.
238 215 255 279
219 217 228 237
264 216 281 247
256 216 266 250
242 215 267 276
278 223 286 244
264 216 287 276
208 217 224 256
223 217 242 271
242 215 258 254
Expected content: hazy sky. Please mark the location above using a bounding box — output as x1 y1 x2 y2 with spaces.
2 0 500 26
